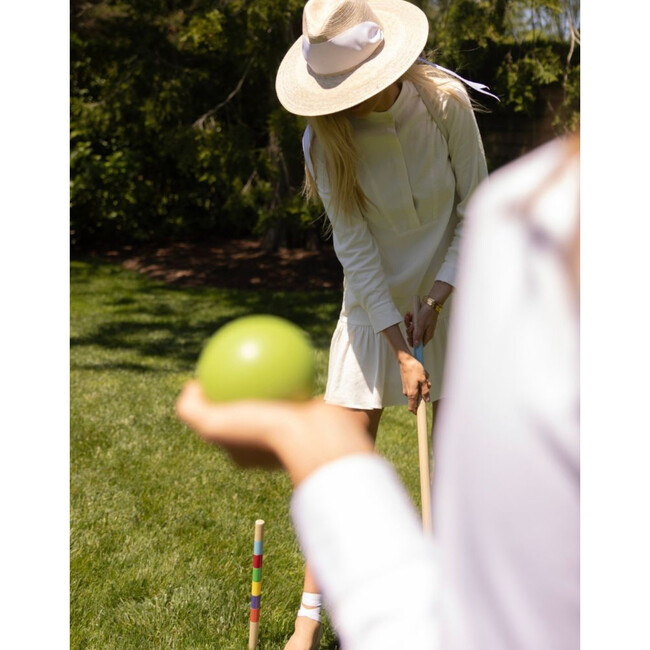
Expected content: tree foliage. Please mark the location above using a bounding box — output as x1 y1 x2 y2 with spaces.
71 0 580 249
427 0 579 121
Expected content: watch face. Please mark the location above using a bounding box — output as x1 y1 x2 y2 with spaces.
423 297 442 313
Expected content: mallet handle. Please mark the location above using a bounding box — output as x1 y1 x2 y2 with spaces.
412 297 432 534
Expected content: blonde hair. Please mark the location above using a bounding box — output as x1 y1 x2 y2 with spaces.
303 60 476 220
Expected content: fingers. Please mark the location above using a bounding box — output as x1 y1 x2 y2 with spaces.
175 380 246 440
412 306 426 347
405 379 431 413
175 380 210 432
420 376 431 404
406 389 418 414
404 312 414 347
406 309 436 348
401 359 432 414
175 380 286 467
414 305 438 347
177 381 278 436
422 323 434 348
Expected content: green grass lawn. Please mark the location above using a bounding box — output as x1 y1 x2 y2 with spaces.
70 259 427 649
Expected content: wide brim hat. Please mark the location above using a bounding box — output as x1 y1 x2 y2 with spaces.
276 0 429 117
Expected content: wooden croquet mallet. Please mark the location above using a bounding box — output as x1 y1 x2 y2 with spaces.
248 519 265 650
412 297 432 534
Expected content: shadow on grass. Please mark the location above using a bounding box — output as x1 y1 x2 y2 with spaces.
71 260 341 372
71 361 177 373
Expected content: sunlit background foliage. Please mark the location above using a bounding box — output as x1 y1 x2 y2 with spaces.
71 0 579 249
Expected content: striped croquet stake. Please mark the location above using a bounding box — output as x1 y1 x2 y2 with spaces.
248 519 265 650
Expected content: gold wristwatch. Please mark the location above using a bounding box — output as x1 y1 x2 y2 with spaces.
421 296 443 314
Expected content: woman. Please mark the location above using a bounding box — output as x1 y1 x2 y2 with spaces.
274 1 489 647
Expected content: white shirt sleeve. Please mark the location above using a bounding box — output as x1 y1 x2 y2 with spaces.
291 454 441 650
434 138 579 650
330 216 404 332
434 87 488 286
303 128 403 333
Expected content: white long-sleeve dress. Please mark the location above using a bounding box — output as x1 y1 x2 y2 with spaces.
304 79 487 408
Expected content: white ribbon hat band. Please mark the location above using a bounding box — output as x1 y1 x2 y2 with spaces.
417 57 500 101
302 21 384 76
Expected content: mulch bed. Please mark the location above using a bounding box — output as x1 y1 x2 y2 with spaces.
93 238 344 292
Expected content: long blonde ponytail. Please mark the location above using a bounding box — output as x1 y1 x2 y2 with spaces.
303 112 368 219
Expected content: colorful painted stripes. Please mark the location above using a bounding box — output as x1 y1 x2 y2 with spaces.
248 520 265 649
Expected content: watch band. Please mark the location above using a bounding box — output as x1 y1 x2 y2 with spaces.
421 296 443 314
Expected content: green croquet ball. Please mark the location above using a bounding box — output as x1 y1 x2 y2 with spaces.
196 315 315 402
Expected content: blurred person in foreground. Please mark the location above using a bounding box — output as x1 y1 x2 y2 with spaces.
176 135 580 650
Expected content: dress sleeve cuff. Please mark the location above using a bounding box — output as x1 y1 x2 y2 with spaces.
367 301 404 334
434 262 457 287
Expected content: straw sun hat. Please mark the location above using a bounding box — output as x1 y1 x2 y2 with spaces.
275 0 429 116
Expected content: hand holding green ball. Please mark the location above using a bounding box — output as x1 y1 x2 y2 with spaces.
197 315 315 402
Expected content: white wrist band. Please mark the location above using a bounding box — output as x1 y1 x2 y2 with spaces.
301 592 322 607
297 591 323 622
